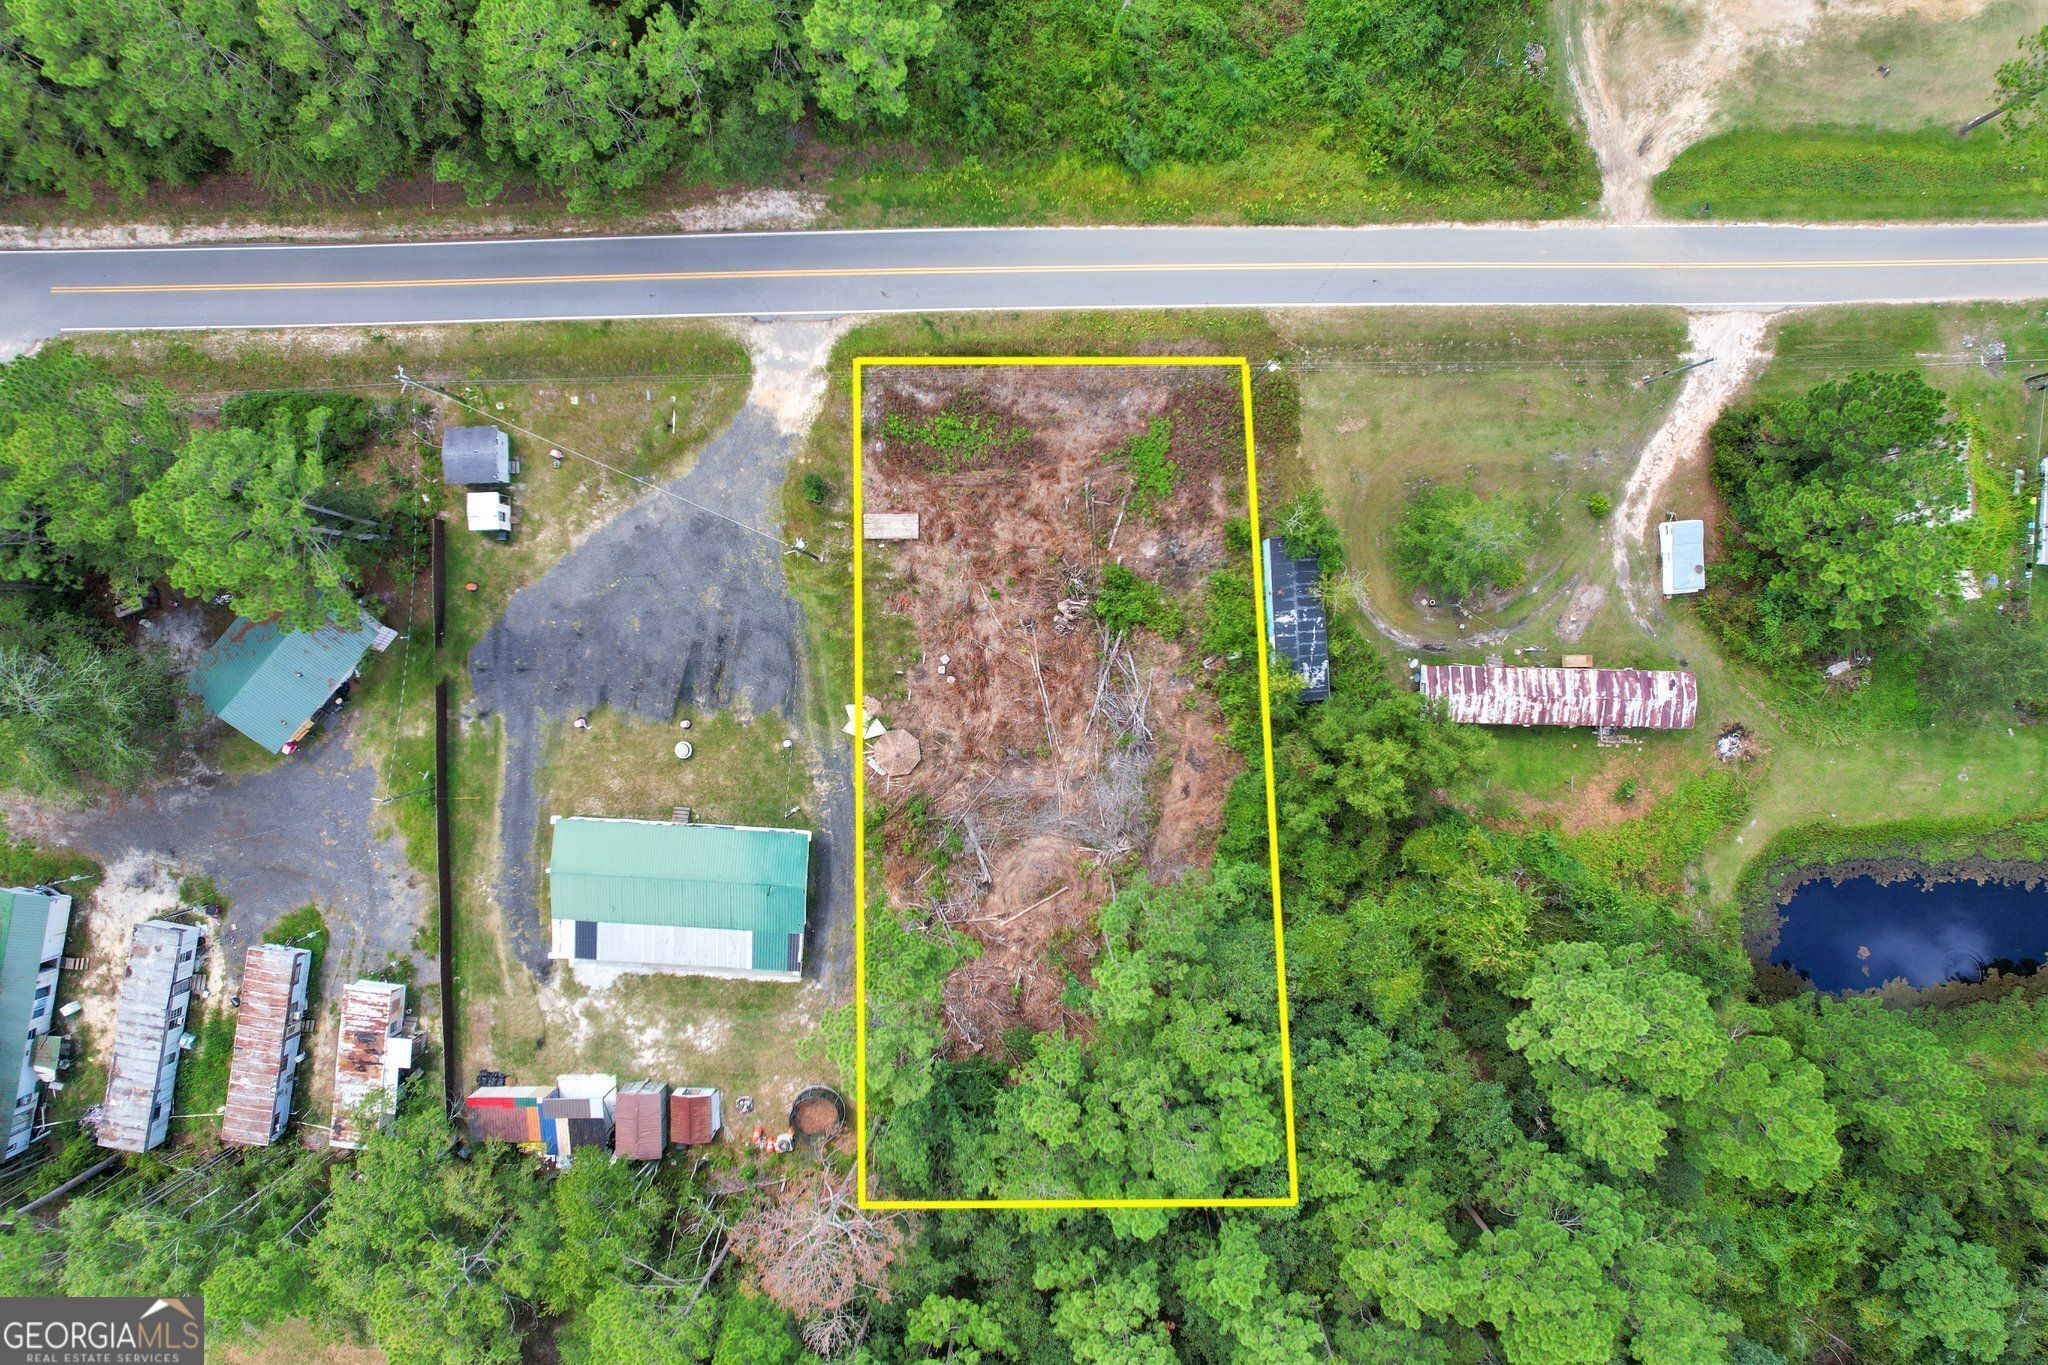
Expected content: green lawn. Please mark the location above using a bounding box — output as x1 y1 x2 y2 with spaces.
1279 307 1687 645
822 140 1596 228
535 708 814 835
1655 127 2048 221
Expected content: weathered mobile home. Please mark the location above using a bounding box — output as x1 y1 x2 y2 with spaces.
99 921 204 1154
221 945 312 1147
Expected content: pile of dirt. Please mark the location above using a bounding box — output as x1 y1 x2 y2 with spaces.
863 365 1246 1055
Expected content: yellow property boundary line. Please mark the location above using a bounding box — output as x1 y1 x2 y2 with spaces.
851 354 1300 1211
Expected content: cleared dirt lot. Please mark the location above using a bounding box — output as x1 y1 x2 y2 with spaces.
860 364 1247 1056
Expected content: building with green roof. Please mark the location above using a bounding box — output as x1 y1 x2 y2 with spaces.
547 817 811 982
190 613 388 754
0 888 71 1159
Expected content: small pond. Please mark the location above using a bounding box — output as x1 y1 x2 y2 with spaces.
1770 874 2048 992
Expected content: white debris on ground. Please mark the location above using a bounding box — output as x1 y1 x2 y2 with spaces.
1612 311 1775 630
73 852 191 1046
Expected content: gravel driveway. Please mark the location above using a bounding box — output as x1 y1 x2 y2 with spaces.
6 708 430 994
470 391 854 991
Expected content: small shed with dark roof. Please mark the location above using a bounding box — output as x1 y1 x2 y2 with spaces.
1262 539 1330 701
441 426 511 486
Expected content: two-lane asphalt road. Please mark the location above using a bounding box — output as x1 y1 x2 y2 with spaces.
5 221 2048 349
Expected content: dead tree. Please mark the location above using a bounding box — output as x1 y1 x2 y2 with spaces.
727 1168 906 1320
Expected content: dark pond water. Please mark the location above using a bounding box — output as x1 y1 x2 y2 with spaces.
1771 874 2048 992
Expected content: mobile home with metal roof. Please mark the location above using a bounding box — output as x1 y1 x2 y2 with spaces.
99 920 203 1154
0 889 70 1158
1418 664 1698 730
547 817 811 982
221 945 311 1147
331 981 411 1149
1262 539 1330 701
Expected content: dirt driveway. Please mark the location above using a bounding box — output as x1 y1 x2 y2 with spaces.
470 326 854 993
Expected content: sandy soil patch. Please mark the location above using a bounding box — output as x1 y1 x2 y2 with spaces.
0 188 825 250
1612 311 1775 629
1556 580 1609 643
1565 0 2002 218
71 852 199 1046
739 316 857 438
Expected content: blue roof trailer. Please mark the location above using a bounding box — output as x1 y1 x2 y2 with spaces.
1261 538 1331 701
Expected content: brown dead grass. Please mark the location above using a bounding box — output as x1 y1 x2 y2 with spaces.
861 365 1244 1056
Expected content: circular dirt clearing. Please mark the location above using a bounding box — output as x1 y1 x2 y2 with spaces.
790 1085 847 1141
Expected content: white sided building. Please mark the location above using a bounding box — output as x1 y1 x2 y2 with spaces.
0 888 71 1158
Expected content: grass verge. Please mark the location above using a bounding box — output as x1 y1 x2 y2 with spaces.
1653 127 2048 221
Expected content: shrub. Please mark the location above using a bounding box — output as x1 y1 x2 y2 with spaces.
1094 563 1182 636
1585 492 1612 519
220 391 379 453
881 406 1027 472
1276 490 1346 569
1110 418 1178 516
800 471 832 505
1393 482 1535 602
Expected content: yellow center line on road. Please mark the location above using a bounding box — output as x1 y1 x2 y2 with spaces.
48 256 2048 295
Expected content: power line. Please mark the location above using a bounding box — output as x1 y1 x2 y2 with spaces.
396 368 805 556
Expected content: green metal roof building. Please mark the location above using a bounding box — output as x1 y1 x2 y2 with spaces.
191 613 385 753
547 817 811 981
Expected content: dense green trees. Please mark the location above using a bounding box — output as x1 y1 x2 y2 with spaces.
0 607 178 795
0 347 412 792
0 0 1585 208
856 497 2042 1364
7 448 2042 1362
133 413 364 631
1708 370 1968 668
2 347 395 632
1393 481 1536 603
0 347 182 608
1920 609 2048 721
